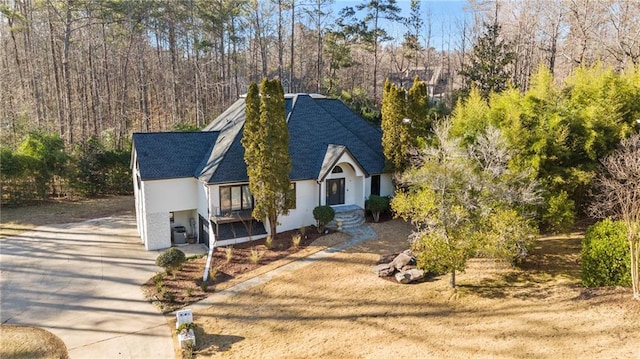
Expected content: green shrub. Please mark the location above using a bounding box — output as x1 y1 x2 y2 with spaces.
542 191 575 234
155 248 186 274
581 219 630 287
366 195 390 222
313 205 335 232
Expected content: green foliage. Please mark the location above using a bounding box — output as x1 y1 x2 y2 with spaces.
176 322 197 334
542 191 576 234
16 131 68 199
406 76 432 142
411 230 471 275
475 208 537 263
366 195 390 222
459 21 515 98
69 136 132 197
381 79 409 171
155 248 186 274
581 219 631 287
451 87 490 143
392 122 540 287
337 88 380 124
313 205 335 231
172 122 200 132
451 64 639 223
242 79 293 239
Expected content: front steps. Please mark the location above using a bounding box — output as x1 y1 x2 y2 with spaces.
328 204 365 230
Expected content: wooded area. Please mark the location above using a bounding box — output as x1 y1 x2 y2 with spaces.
2 0 639 148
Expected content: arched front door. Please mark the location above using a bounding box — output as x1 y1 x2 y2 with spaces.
326 178 345 205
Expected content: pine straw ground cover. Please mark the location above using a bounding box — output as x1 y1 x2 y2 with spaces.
178 219 639 358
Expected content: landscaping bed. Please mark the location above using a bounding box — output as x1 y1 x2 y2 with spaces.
142 226 344 313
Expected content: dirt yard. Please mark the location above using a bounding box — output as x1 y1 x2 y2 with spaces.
189 219 639 358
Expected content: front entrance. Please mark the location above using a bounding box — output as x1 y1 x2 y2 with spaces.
326 178 345 205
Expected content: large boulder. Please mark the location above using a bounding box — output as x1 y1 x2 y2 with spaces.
395 268 425 284
390 250 416 270
373 263 395 277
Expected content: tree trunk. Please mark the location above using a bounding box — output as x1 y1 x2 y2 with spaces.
102 24 113 135
63 3 74 144
449 270 456 288
48 18 64 138
631 237 639 300
290 0 295 91
277 0 283 79
372 8 379 104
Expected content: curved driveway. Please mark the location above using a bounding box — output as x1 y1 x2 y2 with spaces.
0 215 173 359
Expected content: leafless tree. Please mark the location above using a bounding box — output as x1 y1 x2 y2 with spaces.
589 134 640 301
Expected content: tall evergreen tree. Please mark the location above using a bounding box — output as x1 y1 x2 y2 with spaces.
381 79 409 172
459 21 515 99
242 79 293 240
406 76 431 143
338 0 402 103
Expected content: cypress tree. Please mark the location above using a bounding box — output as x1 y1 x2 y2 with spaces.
381 80 409 172
406 76 431 143
243 79 293 240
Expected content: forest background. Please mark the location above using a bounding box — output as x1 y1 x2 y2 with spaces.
1 0 639 219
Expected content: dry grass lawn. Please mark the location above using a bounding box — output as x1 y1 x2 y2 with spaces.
0 196 133 238
0 325 69 359
188 219 640 358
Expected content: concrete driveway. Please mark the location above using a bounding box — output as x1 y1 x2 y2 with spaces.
0 215 174 359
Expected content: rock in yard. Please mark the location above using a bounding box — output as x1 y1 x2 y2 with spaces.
373 263 395 277
390 250 415 270
395 268 425 284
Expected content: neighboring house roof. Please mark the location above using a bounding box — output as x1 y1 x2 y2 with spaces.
132 94 386 183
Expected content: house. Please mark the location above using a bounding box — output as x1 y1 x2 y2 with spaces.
131 93 394 251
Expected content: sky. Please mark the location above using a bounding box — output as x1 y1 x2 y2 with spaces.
330 0 472 51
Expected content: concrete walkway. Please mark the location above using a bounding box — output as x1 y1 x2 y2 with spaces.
0 215 174 359
184 225 378 313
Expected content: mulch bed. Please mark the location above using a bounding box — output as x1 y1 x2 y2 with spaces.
143 210 396 313
142 225 335 313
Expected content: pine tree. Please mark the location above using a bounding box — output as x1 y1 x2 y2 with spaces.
242 79 293 240
459 21 515 99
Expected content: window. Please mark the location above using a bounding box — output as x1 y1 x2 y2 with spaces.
220 184 253 214
289 183 296 209
332 165 343 173
371 175 381 196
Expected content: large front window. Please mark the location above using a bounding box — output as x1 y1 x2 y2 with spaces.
220 184 253 214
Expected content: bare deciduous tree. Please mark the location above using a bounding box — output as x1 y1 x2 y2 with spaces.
589 134 640 300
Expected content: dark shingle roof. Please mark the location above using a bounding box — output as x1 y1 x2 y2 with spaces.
286 95 385 181
132 132 219 180
133 94 385 184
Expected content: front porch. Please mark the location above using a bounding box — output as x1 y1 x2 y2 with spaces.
209 210 268 244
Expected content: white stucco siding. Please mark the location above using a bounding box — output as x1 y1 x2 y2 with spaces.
144 211 171 250
276 180 319 232
139 177 199 250
380 173 394 197
144 178 199 212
